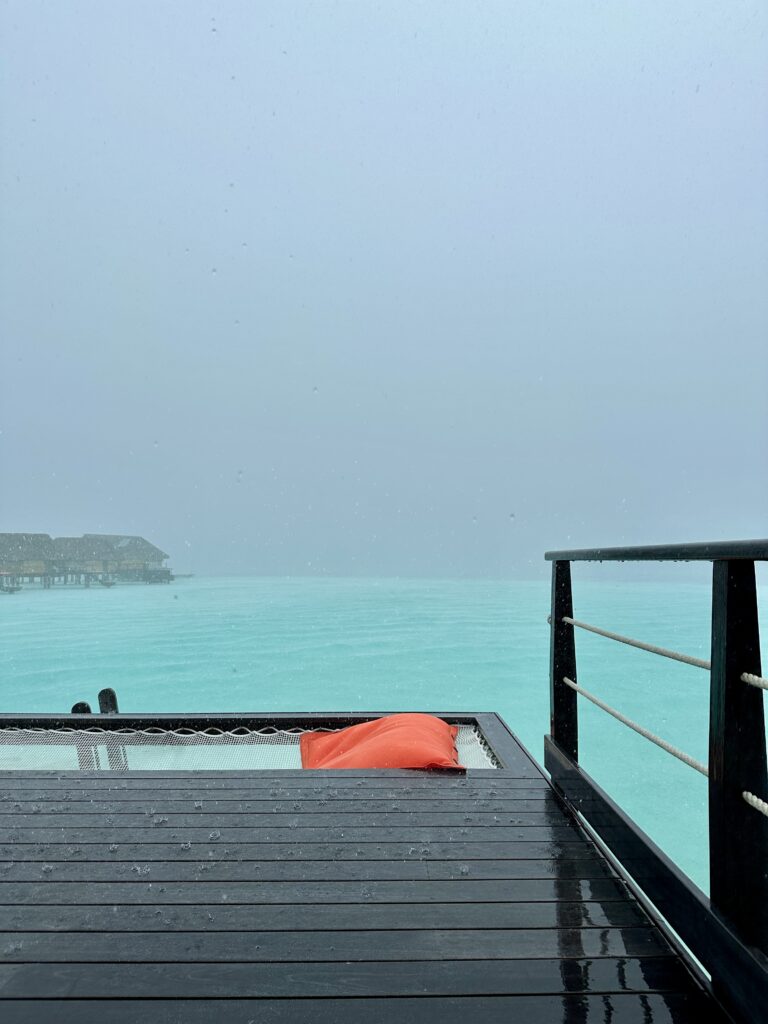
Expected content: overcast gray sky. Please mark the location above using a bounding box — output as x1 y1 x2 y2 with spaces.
1 1 766 576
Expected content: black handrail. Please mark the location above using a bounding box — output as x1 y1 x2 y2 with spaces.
546 538 768 562
546 541 768 1024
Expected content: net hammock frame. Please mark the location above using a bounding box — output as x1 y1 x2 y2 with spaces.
0 714 502 771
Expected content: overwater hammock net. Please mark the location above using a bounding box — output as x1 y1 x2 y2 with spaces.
0 723 500 771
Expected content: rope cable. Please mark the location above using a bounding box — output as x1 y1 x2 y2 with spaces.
562 676 708 777
562 617 711 670
743 791 768 819
551 616 764 688
742 672 768 691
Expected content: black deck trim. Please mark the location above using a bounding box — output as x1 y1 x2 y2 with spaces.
546 733 768 1024
0 994 720 1024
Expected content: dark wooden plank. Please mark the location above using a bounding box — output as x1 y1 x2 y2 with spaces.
1 797 557 812
0 926 671 962
0 993 724 1024
2 825 581 844
0 956 696 997
0 810 568 828
0 776 547 791
0 839 600 862
0 876 628 905
0 899 649 932
0 856 614 882
0 782 552 798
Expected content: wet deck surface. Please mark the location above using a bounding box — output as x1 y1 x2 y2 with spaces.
0 716 722 1022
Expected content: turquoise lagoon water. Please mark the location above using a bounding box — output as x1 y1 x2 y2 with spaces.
2 574 766 893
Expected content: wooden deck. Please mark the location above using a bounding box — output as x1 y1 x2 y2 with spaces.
0 714 722 1022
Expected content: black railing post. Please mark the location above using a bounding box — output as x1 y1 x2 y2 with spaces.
98 687 128 772
709 558 768 954
98 688 119 715
71 701 97 771
550 559 578 760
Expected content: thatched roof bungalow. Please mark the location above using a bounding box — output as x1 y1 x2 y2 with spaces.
84 535 169 571
0 534 170 575
0 534 55 574
51 535 122 573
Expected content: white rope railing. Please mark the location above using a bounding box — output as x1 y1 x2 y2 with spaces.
550 615 767 688
743 791 768 819
561 616 711 670
562 676 709 777
549 617 768 823
742 672 768 691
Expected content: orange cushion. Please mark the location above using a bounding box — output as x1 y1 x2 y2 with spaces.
300 714 464 770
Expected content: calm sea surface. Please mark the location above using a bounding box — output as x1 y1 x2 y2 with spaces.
2 575 766 892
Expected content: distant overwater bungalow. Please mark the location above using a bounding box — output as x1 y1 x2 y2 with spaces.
0 533 171 590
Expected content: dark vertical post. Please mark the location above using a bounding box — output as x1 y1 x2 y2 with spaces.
98 688 119 715
98 688 128 772
71 702 97 771
550 559 578 760
709 559 768 954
